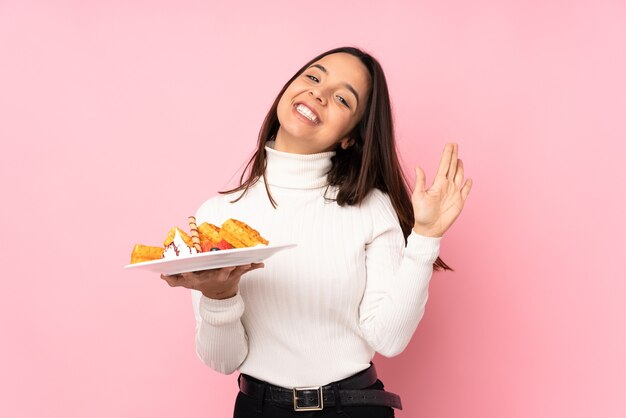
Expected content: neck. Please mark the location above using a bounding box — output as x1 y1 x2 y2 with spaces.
274 129 335 155
262 141 335 189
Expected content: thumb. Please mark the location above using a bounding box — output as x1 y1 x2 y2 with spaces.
414 165 426 194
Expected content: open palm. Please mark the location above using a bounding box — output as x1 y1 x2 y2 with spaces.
412 143 473 237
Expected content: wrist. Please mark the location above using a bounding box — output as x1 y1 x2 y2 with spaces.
201 289 238 300
412 226 443 238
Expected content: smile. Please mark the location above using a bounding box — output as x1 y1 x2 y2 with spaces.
295 104 320 124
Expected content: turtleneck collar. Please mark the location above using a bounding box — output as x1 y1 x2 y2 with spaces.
263 141 335 189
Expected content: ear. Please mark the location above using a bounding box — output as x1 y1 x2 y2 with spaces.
339 137 355 150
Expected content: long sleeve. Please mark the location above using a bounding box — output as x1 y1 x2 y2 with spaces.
191 290 248 374
358 190 442 357
190 197 249 375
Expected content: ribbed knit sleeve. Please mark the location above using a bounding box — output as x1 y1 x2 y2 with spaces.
191 291 248 374
190 197 249 375
358 190 442 357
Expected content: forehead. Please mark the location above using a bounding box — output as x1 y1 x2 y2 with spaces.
310 53 371 95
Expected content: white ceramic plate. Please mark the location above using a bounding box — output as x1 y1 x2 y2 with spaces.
124 243 297 276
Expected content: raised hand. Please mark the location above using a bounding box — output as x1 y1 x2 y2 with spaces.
411 143 473 238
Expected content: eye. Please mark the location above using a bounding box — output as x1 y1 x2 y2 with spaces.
306 74 319 82
336 95 350 109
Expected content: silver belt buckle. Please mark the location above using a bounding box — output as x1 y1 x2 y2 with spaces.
293 386 324 411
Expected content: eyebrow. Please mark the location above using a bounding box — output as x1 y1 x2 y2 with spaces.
308 64 360 106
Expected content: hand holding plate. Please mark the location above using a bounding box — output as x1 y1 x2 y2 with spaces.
160 262 264 300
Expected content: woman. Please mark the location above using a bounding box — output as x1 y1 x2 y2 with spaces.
162 46 472 417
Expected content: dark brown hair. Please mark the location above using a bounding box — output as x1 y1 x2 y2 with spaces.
221 46 452 272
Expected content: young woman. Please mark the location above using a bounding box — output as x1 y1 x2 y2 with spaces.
161 46 472 417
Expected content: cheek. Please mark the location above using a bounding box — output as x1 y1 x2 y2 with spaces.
277 84 297 109
328 111 357 134
276 95 292 122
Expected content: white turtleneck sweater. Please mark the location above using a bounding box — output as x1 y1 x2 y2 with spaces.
191 141 442 388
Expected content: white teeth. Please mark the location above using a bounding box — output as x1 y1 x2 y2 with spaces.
296 104 318 123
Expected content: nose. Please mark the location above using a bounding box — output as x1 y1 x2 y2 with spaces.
308 88 327 105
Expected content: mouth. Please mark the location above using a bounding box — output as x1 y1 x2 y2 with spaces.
294 103 320 125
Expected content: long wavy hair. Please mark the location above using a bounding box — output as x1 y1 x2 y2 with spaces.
221 46 452 271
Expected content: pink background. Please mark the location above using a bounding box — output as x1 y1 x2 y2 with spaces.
1 0 625 417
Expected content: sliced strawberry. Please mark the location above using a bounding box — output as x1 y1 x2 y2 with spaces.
201 240 217 252
216 239 234 250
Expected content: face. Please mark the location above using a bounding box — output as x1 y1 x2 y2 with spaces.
274 53 371 154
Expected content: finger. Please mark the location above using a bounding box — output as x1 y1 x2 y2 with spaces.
231 264 254 277
160 273 183 287
243 263 264 273
217 266 237 282
435 143 454 181
160 273 181 280
225 264 262 282
448 143 459 180
414 165 426 194
461 178 473 200
179 272 201 281
239 263 265 273
212 265 243 282
454 158 464 188
180 271 205 287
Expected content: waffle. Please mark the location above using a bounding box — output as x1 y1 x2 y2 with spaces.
130 217 268 264
130 244 165 264
197 222 221 246
220 218 269 248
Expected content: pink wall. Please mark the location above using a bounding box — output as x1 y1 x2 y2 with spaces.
1 0 625 417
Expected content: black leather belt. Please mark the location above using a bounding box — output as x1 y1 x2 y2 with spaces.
238 364 402 412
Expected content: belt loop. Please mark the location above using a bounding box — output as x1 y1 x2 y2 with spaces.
332 384 344 414
255 382 267 416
